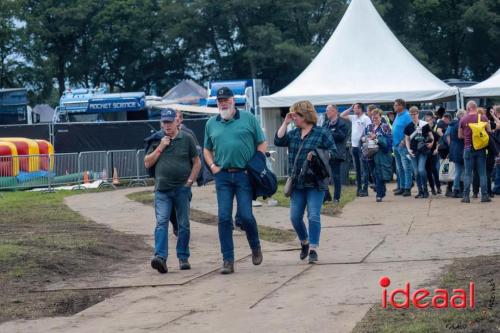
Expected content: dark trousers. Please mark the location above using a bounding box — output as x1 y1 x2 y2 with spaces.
330 160 342 201
352 147 368 192
426 154 441 191
472 150 495 195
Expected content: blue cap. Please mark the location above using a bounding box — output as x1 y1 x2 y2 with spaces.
160 108 176 122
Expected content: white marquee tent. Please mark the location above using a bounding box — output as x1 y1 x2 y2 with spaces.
259 0 457 108
461 68 500 97
260 0 458 179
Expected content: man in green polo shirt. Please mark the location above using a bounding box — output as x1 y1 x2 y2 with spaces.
145 108 201 274
204 87 267 274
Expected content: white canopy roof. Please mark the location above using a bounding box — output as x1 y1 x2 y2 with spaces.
461 68 500 97
260 0 457 108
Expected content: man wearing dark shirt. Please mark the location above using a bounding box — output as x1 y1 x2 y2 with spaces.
323 105 349 203
145 109 201 273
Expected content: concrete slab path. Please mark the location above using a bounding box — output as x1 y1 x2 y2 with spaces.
1 185 498 333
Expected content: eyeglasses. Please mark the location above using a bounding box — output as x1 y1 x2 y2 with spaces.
294 112 304 118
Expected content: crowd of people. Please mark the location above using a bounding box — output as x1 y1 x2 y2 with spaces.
144 87 499 270
322 99 500 203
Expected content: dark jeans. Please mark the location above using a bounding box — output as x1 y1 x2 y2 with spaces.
154 187 191 260
214 170 260 262
330 160 342 201
472 150 495 195
494 164 500 194
463 148 488 198
368 160 386 198
352 147 368 192
426 153 441 191
411 152 428 193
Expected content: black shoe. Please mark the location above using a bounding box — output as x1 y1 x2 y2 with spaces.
431 188 436 196
422 191 429 199
452 190 461 198
252 247 263 265
393 188 401 193
403 190 411 197
151 256 168 274
481 196 492 203
489 192 495 198
300 243 310 260
308 250 318 264
220 261 234 274
461 197 470 203
359 191 368 197
179 259 191 270
376 197 383 202
472 193 478 199
445 189 454 197
437 188 442 195
394 189 404 196
415 192 423 199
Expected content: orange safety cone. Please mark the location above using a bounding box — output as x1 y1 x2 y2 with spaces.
83 171 90 184
112 167 120 185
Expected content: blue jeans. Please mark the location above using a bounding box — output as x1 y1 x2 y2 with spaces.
411 152 428 193
493 164 500 194
352 147 368 192
453 162 464 192
463 148 488 197
290 188 325 247
368 160 386 198
214 170 260 262
394 145 413 190
330 160 342 201
154 187 191 260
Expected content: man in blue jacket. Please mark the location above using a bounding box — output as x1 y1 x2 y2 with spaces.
392 99 413 196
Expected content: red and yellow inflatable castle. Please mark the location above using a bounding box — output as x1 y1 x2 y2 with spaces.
0 138 54 177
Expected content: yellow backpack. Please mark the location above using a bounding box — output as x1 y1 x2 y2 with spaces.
468 114 489 150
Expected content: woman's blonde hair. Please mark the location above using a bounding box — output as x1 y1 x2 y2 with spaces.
290 100 318 125
409 106 419 114
371 108 384 118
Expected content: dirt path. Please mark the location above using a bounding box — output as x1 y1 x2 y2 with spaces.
1 185 499 333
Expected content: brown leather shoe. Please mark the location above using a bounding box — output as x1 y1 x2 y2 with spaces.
220 261 234 274
252 247 263 265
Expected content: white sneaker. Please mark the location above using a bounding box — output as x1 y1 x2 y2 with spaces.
267 199 278 207
252 200 263 207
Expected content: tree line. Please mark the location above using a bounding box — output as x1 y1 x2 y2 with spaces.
0 0 498 106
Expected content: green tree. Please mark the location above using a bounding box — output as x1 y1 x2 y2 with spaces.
0 0 22 87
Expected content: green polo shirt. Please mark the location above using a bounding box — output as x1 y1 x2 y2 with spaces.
204 109 266 169
148 131 198 191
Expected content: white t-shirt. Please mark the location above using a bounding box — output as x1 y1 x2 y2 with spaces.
348 114 372 147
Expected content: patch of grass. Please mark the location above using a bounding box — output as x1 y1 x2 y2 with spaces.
127 191 297 243
272 184 357 216
352 255 500 333
0 190 151 323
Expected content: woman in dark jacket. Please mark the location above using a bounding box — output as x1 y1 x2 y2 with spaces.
360 109 393 202
275 101 336 264
323 104 349 204
445 109 465 198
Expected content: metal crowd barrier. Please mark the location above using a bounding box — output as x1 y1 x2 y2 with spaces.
0 149 152 191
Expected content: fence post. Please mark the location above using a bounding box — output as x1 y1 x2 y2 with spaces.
129 150 147 187
72 152 85 191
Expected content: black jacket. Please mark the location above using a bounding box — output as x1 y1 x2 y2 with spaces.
298 148 332 201
246 151 278 200
323 117 349 161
